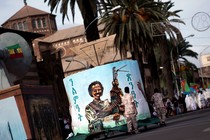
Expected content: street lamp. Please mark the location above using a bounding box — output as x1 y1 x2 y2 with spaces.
170 34 194 96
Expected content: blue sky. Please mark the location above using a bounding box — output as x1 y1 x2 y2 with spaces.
1 0 210 67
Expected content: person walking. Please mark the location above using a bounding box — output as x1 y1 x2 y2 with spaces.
165 98 173 117
121 86 139 134
198 90 207 109
151 88 166 126
172 97 180 115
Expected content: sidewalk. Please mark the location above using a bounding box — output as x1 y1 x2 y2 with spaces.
166 107 210 124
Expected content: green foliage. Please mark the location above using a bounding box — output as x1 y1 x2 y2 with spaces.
44 0 98 24
98 0 169 58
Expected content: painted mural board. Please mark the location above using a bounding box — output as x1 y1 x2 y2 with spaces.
63 60 151 136
0 96 26 140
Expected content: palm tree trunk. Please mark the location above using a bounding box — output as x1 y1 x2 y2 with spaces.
160 38 174 97
77 1 100 42
83 17 100 42
147 46 160 90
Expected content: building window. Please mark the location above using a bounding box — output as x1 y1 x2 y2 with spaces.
207 56 210 61
32 18 47 29
12 23 17 30
23 21 28 31
18 22 23 30
37 18 41 28
42 18 46 28
32 19 36 28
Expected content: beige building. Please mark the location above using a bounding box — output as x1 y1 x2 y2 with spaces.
38 25 132 76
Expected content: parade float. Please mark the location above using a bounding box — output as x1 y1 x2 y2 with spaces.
63 60 160 139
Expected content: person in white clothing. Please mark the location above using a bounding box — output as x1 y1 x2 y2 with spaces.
121 86 139 134
198 90 206 109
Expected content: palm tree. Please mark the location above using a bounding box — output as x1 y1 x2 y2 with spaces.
176 40 198 87
153 1 186 97
98 0 186 98
178 40 198 64
44 0 100 42
97 0 170 92
44 0 187 98
161 39 198 96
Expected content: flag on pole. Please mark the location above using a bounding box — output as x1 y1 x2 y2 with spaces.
181 79 190 94
6 44 24 58
207 82 210 88
190 83 199 92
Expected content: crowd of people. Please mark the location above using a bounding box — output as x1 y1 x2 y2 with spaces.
151 88 210 119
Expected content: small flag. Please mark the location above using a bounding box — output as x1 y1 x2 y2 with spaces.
190 83 199 92
181 79 190 94
6 44 24 58
207 82 210 88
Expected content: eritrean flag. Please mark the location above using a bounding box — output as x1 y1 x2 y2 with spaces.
181 79 190 94
190 83 199 92
6 44 24 58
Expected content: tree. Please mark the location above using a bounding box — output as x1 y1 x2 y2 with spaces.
153 1 185 97
44 0 100 42
98 0 186 98
178 40 198 63
176 40 198 85
44 0 190 98
97 0 170 94
162 39 198 96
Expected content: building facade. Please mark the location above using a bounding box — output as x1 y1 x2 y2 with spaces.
1 3 57 36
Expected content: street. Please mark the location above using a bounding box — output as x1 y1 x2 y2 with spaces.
104 108 210 140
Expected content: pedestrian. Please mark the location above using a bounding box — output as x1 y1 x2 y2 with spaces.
121 86 139 134
198 90 207 109
165 98 173 117
178 94 187 113
63 114 74 139
151 88 166 126
172 97 180 115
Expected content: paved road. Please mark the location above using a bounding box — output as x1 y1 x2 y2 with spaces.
104 108 210 140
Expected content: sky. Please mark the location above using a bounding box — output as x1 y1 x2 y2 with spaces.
0 0 83 29
1 0 210 67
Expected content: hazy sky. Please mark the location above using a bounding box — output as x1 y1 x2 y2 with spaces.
1 0 210 67
163 0 210 67
0 0 83 29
